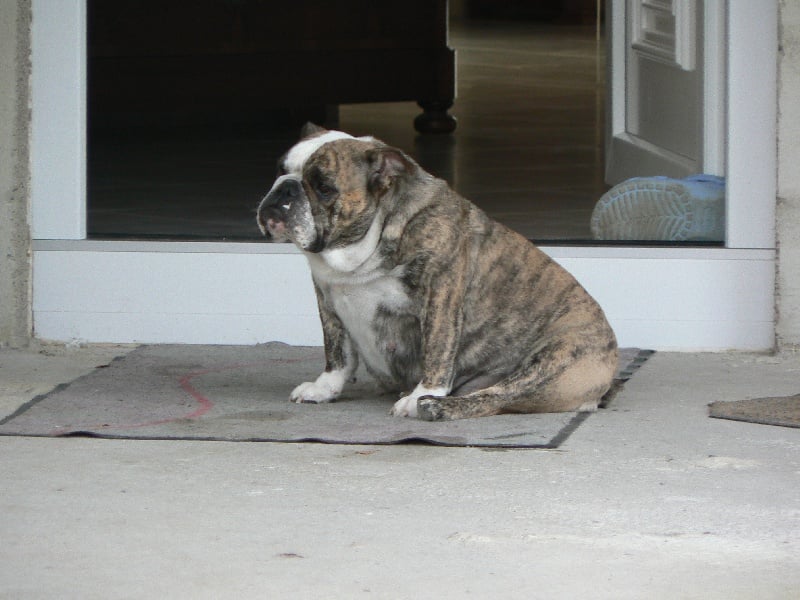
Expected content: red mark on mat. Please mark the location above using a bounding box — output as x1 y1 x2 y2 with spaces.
176 369 216 420
91 367 217 431
48 358 302 435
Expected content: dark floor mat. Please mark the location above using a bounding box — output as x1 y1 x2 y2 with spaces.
709 394 800 429
0 345 651 448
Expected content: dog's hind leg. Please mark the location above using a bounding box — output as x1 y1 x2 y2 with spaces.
416 349 617 421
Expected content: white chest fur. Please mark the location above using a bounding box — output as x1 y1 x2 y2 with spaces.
306 238 411 378
330 273 410 376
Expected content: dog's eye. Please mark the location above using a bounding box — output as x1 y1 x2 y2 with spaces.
315 182 337 202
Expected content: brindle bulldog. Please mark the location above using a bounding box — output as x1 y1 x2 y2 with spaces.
257 124 618 420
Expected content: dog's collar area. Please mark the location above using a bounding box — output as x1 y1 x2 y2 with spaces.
318 213 384 273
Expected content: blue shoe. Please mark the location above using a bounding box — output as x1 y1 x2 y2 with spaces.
590 175 725 241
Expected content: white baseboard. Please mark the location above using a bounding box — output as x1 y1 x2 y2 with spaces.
32 241 775 351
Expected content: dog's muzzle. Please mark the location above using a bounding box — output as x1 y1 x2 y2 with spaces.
257 176 322 252
257 176 302 238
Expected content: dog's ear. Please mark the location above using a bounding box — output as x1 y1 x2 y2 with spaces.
366 147 416 196
299 122 328 139
300 122 327 139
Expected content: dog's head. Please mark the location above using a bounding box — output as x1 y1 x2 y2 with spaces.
257 125 415 254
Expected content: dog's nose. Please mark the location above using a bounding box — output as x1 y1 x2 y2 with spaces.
257 176 303 236
264 176 301 207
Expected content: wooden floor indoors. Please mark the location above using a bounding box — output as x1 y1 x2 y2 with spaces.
88 21 607 242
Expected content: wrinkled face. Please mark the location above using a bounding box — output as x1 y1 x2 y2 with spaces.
257 131 381 253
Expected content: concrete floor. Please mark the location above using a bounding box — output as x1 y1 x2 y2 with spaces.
1 344 799 598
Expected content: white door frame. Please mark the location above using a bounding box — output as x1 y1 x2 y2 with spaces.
29 0 777 351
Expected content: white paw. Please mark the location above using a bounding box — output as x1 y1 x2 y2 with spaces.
290 370 347 404
390 383 449 418
390 394 419 418
290 381 335 404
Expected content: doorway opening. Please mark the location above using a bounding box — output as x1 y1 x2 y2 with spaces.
87 1 720 245
86 2 607 242
29 0 777 349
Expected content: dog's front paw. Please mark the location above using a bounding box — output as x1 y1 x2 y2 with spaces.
390 394 419 418
289 370 347 404
389 383 449 418
290 381 335 404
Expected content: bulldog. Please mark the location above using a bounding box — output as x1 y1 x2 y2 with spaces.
257 124 618 420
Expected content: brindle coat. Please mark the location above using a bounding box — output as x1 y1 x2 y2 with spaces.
258 129 618 420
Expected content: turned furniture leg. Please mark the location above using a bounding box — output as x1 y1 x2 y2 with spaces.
414 100 457 134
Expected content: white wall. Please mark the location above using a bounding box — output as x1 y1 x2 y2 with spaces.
777 0 800 349
32 241 776 352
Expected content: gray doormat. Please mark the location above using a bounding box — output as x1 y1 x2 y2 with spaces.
0 344 651 448
709 394 800 429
